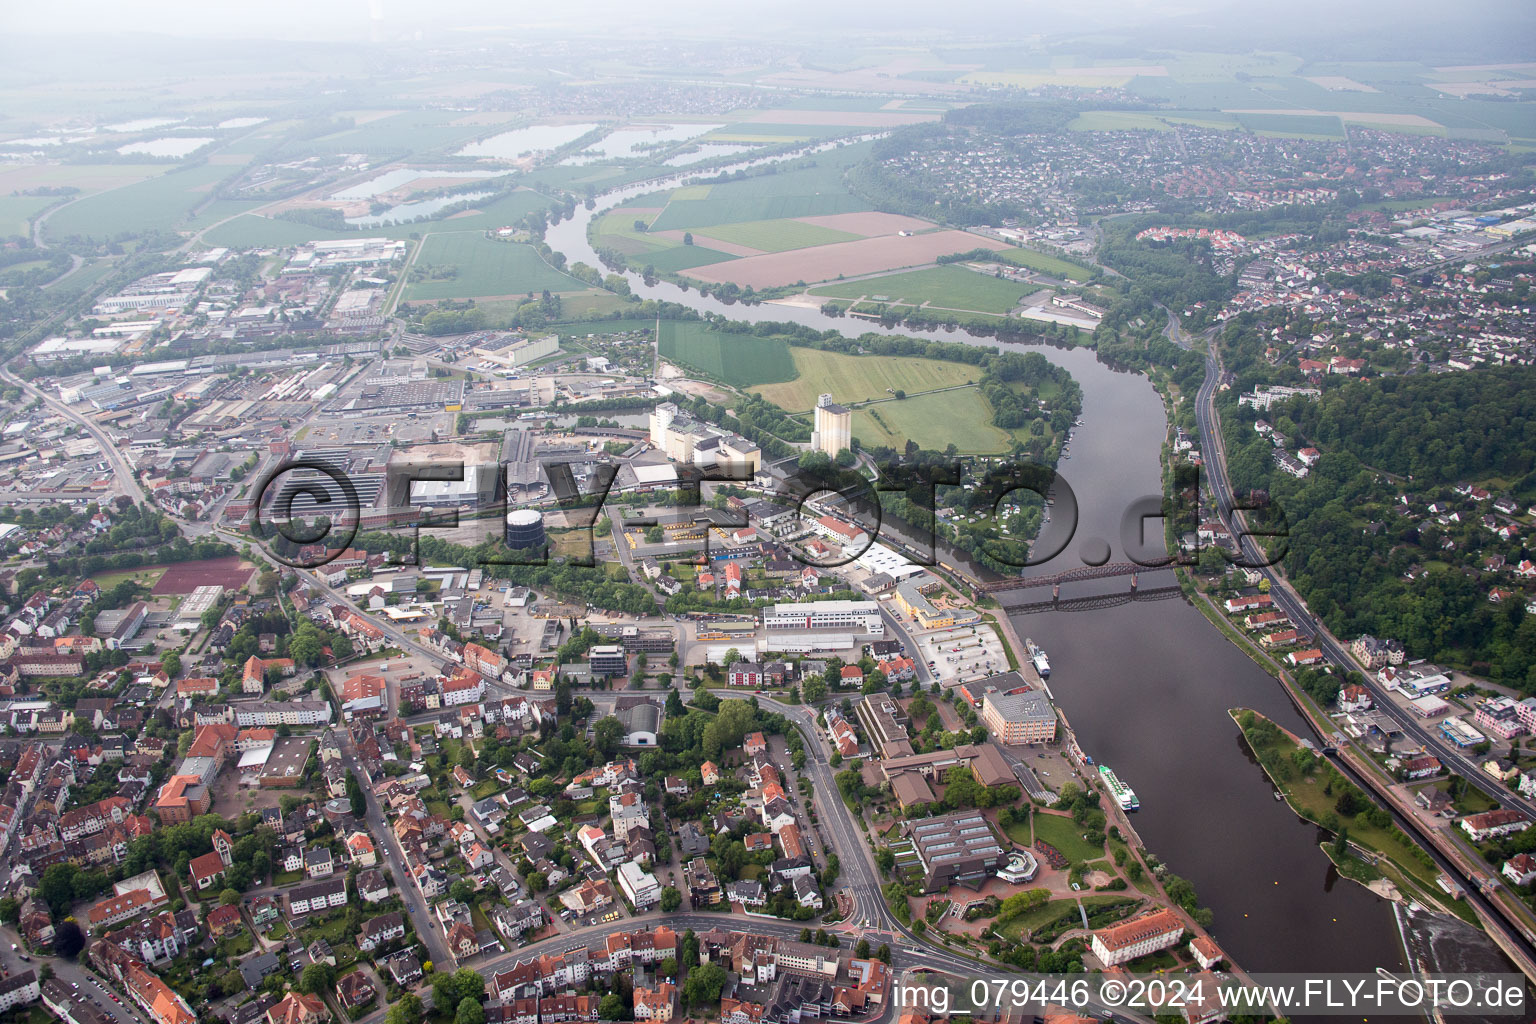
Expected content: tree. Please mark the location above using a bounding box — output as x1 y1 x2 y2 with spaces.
450 880 475 905
54 921 85 959
594 717 624 759
659 887 682 912
347 773 367 817
598 994 626 1021
386 993 424 1024
218 888 241 906
160 651 182 678
682 232 694 246
875 943 891 964
855 939 870 958
683 961 726 1007
455 998 486 1024
299 962 336 995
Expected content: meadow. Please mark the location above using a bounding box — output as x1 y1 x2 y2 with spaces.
810 265 1027 315
45 163 233 240
0 195 57 237
691 218 860 252
993 246 1096 280
656 321 795 389
750 346 977 410
404 233 586 301
203 215 376 249
854 389 1012 453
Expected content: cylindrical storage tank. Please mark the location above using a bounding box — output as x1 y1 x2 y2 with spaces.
505 508 546 549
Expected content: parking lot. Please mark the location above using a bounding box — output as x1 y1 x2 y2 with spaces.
912 623 1009 684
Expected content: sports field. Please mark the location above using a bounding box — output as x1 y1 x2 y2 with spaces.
810 265 1027 315
657 321 796 388
750 346 978 411
854 389 1011 453
404 234 587 301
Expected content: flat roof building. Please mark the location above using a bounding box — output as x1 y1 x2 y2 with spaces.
907 811 1006 892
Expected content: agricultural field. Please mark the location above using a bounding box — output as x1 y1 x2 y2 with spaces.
202 214 369 249
687 229 1007 290
750 346 978 410
45 163 234 241
0 194 60 237
810 265 1029 315
1234 112 1346 137
854 389 1012 453
993 247 1097 281
641 246 738 273
686 218 860 253
403 233 586 302
656 321 795 389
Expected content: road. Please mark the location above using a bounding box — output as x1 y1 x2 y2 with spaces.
336 729 452 968
1193 350 1536 816
1193 346 1536 970
0 367 145 504
0 925 152 1024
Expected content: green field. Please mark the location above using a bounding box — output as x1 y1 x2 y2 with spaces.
404 233 586 301
1029 812 1107 865
695 218 861 252
1235 112 1346 138
854 389 1012 453
0 194 57 237
751 346 978 410
650 195 867 231
642 246 737 273
46 163 233 240
201 214 367 249
993 247 1096 280
425 190 556 233
810 265 1028 315
656 321 795 388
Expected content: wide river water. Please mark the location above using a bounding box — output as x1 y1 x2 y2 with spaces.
539 158 1502 985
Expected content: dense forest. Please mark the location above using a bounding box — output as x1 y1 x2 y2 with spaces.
1219 365 1536 689
1280 366 1536 487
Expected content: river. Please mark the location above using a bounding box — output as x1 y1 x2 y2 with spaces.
539 160 1498 987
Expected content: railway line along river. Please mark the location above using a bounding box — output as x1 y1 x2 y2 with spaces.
541 162 1502 986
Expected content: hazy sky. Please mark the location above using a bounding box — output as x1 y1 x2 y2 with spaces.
3 0 1531 61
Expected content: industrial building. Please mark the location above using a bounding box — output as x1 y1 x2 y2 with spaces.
811 394 851 457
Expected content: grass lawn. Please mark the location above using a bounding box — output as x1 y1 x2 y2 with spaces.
1430 778 1499 815
997 894 1133 941
272 869 303 886
993 246 1095 280
751 346 977 411
657 320 795 388
405 233 586 301
811 265 1027 315
1030 812 1107 865
694 218 861 252
1235 709 1443 893
92 567 167 589
855 390 1012 454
